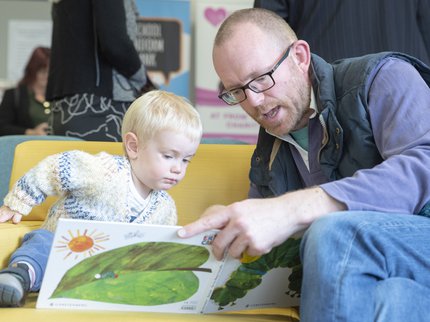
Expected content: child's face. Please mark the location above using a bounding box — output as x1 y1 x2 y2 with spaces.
129 130 199 199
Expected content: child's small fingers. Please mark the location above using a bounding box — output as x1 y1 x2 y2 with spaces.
12 214 23 224
0 212 13 222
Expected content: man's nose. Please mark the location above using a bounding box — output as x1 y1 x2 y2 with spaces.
244 88 264 106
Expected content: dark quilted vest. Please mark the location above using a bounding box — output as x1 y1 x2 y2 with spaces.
250 52 430 198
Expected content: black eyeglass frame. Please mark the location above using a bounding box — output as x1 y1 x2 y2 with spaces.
218 44 294 105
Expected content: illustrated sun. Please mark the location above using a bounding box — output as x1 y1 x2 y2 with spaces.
55 229 110 260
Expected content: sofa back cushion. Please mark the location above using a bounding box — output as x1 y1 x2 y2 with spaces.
9 140 254 225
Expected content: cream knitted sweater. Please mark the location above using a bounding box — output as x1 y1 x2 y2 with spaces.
4 150 177 231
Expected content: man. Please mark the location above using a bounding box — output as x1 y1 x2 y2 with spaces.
178 8 430 321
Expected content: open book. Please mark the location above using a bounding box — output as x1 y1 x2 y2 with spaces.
36 218 301 313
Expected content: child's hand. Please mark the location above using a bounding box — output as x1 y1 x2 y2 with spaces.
0 206 23 224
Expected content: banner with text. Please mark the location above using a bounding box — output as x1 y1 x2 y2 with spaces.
136 0 190 99
195 0 256 144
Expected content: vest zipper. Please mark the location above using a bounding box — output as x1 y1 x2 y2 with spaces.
317 113 328 163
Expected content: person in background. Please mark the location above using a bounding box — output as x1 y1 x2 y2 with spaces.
46 0 155 142
254 0 430 65
0 47 51 136
0 90 202 307
179 8 430 321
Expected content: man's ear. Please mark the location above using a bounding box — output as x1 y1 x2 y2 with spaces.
291 40 311 73
124 132 139 159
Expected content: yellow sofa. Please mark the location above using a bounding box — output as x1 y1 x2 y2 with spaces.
0 140 299 321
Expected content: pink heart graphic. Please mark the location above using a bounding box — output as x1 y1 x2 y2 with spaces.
204 7 227 27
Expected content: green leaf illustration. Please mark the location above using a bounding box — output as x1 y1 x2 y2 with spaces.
51 242 211 306
210 237 302 308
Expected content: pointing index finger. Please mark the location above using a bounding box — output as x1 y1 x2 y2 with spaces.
177 206 230 238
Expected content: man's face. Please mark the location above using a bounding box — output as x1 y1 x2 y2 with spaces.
213 24 312 137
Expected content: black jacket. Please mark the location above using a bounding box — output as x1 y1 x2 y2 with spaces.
254 0 430 65
0 85 33 135
46 0 143 100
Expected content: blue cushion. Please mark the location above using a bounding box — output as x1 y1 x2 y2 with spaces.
0 135 83 203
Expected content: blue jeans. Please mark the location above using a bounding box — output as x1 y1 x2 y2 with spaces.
300 211 430 322
9 229 53 292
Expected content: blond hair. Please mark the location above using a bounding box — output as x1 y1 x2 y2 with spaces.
121 90 202 145
214 8 297 49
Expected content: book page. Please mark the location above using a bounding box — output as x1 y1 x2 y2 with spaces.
37 219 223 313
203 237 302 313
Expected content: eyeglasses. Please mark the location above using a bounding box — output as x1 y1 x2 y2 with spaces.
218 44 293 105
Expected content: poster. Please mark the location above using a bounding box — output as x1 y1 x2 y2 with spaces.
194 0 258 144
135 0 190 99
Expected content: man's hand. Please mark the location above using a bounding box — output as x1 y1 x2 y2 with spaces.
179 197 306 260
178 187 345 260
0 205 23 224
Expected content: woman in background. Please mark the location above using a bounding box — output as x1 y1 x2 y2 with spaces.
46 0 153 142
0 47 51 136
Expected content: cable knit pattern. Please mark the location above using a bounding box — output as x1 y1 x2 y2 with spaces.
4 151 177 231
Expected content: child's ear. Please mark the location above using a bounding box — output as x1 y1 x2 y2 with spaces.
124 132 139 159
